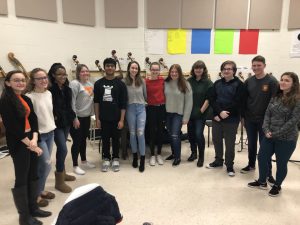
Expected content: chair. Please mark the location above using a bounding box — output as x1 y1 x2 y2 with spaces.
205 107 214 147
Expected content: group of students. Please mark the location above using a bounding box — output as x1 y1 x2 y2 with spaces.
0 55 300 225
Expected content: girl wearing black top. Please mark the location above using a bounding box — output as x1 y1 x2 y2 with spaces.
0 70 51 225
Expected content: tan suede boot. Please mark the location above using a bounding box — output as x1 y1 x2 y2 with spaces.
55 171 72 193
63 170 76 181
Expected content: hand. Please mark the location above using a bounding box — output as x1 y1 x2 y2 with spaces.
28 146 43 156
182 120 188 125
214 116 221 122
219 111 230 119
96 119 101 129
73 119 80 129
118 120 124 129
29 139 37 149
265 132 272 138
199 108 204 114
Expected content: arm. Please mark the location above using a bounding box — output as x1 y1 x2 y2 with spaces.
182 83 193 124
118 82 128 129
70 81 80 128
200 100 209 113
262 100 272 134
208 83 222 120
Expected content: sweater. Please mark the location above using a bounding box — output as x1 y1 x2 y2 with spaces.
123 80 147 105
263 97 300 141
164 80 193 122
145 76 165 105
69 80 94 117
26 91 56 134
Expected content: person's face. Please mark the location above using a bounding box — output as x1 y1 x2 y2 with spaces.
150 65 160 76
194 68 204 79
104 64 116 75
33 71 48 90
79 67 90 82
54 68 67 86
252 61 266 76
129 63 139 78
280 75 293 93
221 64 234 80
170 67 179 80
5 73 27 93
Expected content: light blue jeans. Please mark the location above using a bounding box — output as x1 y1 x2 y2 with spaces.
37 130 54 195
126 104 146 156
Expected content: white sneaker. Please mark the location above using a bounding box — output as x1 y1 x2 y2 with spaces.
82 161 96 169
150 156 156 166
111 159 120 172
156 155 164 165
73 166 85 175
101 159 110 172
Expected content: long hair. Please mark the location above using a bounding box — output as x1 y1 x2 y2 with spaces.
1 70 26 117
75 64 89 80
27 68 48 92
48 63 69 86
190 60 208 79
165 64 189 93
125 61 143 87
276 72 300 108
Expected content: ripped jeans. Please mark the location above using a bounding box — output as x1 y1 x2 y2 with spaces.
37 130 54 195
166 113 183 160
126 103 146 156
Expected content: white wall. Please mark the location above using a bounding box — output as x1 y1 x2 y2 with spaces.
0 0 299 81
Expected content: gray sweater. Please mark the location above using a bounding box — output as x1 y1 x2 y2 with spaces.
263 97 300 141
124 80 147 105
164 80 193 122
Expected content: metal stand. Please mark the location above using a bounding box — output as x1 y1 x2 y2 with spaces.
236 124 247 152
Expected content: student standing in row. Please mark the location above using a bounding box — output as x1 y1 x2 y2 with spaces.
187 60 213 167
207 61 245 177
69 64 95 175
145 62 165 166
241 56 278 185
124 61 147 172
164 64 193 166
48 63 76 193
0 70 51 225
94 58 127 172
248 72 300 196
27 68 56 207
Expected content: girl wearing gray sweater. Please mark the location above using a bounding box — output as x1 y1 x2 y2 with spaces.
248 72 300 197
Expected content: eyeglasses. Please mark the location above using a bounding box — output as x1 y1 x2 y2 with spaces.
222 68 233 71
11 79 27 83
34 76 48 81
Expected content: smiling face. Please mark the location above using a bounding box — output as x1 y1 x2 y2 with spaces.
150 64 160 78
54 68 67 86
104 63 116 76
79 66 90 83
129 62 139 79
194 68 204 79
170 67 179 80
33 70 48 90
280 75 293 93
252 61 266 76
221 64 234 81
5 72 27 94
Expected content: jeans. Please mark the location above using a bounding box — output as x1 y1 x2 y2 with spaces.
37 131 54 195
70 116 91 166
258 138 296 186
54 127 70 172
126 104 146 156
166 113 183 159
101 120 120 160
245 119 272 176
212 121 239 168
187 119 206 155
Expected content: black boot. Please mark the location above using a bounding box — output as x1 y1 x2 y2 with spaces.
187 151 197 162
197 148 204 167
139 155 145 172
12 186 42 225
132 153 138 168
165 148 175 160
28 181 52 218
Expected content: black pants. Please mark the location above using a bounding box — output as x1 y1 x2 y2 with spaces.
70 116 91 167
146 105 166 156
8 133 39 188
101 120 120 160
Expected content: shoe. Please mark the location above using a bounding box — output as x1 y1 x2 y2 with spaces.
206 161 223 169
240 165 255 174
73 166 85 175
63 170 76 181
267 176 276 186
150 156 156 166
37 198 48 207
268 185 281 197
156 155 164 165
165 154 174 160
41 191 55 200
172 158 181 167
132 153 138 168
227 167 235 177
187 152 197 162
31 208 52 218
247 180 268 190
101 159 110 172
81 161 96 169
139 155 145 172
55 171 72 193
112 159 120 172
197 158 204 167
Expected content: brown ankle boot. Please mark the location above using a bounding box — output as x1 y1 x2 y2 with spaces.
55 172 72 193
64 170 76 181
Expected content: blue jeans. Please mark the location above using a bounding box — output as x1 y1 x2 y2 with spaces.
126 104 146 156
258 138 296 186
245 119 272 176
54 127 70 172
166 113 183 159
187 119 206 154
37 131 54 195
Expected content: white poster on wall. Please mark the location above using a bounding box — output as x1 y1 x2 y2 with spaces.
144 29 165 55
290 30 300 58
